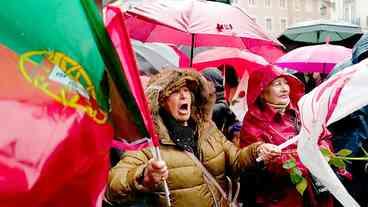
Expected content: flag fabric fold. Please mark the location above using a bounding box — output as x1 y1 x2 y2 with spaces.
103 5 160 147
297 58 368 207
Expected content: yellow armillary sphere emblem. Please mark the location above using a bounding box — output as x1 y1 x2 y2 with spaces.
19 50 107 124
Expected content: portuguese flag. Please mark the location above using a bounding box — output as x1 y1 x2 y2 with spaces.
0 1 150 206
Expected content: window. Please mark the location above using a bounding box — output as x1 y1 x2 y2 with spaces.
280 0 286 8
344 7 350 21
280 18 287 31
265 0 271 8
248 0 256 6
265 17 272 32
320 4 327 16
295 0 300 10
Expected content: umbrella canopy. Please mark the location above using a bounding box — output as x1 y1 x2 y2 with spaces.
275 43 352 73
116 0 281 63
278 19 363 50
193 47 268 77
132 40 189 74
328 33 368 78
247 44 285 63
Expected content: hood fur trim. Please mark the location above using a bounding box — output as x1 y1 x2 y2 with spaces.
145 68 215 144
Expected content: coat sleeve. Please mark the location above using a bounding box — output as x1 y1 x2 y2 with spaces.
212 124 262 174
240 123 290 175
106 149 153 204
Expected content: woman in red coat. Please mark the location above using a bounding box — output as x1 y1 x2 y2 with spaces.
240 65 333 207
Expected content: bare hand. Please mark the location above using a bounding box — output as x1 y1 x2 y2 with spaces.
142 159 169 187
256 143 281 163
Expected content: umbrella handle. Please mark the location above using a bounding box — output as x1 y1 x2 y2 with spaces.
154 146 171 207
190 34 195 67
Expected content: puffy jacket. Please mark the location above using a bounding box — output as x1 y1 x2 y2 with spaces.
106 69 261 207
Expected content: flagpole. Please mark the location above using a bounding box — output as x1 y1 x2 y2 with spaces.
154 146 171 207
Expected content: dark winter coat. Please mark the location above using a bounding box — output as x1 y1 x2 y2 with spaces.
202 68 238 137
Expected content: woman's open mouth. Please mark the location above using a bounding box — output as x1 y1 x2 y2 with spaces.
178 103 189 114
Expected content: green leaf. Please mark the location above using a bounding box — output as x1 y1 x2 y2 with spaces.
329 157 346 168
320 148 332 158
336 149 352 157
290 172 303 184
291 167 302 176
296 178 308 195
283 159 296 170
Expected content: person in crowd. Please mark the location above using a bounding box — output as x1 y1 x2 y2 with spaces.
294 72 326 94
202 67 238 139
228 122 242 147
105 68 280 207
327 33 368 206
239 65 333 207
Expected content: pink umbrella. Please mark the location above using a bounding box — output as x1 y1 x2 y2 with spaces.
192 47 269 77
247 44 285 63
275 43 352 73
116 0 281 63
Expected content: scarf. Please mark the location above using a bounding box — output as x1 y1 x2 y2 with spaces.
265 100 290 113
159 109 198 155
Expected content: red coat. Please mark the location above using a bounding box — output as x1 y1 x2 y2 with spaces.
240 66 333 207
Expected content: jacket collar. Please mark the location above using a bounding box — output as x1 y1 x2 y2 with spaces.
249 102 298 123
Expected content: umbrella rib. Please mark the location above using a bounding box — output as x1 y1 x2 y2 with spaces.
317 31 320 43
335 32 345 41
292 33 303 41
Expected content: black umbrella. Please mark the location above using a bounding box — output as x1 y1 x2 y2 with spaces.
279 19 363 51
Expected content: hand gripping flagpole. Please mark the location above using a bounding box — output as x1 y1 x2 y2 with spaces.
153 144 171 206
151 133 171 206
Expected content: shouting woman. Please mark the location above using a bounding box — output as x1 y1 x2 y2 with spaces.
106 68 280 207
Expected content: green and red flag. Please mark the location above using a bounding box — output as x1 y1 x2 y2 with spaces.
0 0 150 206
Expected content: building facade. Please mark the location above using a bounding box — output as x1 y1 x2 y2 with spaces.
234 0 339 38
312 0 367 32
339 0 368 32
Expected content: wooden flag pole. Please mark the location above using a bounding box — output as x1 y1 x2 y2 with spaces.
154 146 171 207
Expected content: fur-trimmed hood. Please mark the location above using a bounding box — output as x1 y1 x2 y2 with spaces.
145 68 215 144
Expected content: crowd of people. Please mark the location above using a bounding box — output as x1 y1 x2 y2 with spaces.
104 34 368 207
